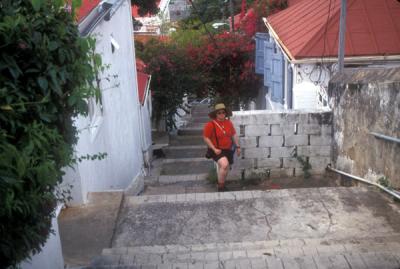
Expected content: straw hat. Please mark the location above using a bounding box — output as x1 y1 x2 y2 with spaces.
208 103 232 119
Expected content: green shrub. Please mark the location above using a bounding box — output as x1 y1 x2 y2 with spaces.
0 0 99 267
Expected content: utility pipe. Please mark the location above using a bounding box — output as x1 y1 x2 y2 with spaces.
327 165 400 200
370 132 400 144
338 0 347 72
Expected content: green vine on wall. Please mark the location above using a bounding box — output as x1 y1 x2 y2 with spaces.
0 0 103 267
296 156 312 179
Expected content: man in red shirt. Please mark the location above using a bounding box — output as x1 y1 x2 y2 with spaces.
203 103 241 191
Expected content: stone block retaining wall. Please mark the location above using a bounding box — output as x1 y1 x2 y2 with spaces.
229 110 333 180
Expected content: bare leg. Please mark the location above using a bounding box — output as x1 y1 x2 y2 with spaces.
217 157 229 190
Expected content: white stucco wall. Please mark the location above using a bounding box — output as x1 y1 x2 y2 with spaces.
20 206 64 269
292 64 331 109
139 92 153 169
63 0 144 205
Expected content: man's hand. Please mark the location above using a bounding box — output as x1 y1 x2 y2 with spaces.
236 147 241 156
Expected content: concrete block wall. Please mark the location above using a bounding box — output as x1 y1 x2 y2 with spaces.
230 110 333 180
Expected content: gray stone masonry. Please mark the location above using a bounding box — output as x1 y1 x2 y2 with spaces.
231 110 332 179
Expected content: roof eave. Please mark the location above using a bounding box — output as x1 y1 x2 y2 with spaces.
263 17 295 61
78 2 113 36
292 55 400 64
78 0 126 37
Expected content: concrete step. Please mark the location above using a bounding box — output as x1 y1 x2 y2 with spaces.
160 158 214 175
90 236 400 268
112 187 400 251
191 104 210 113
185 121 207 128
103 234 400 256
157 174 209 184
177 127 203 136
143 178 216 196
163 145 207 158
191 113 209 118
190 116 209 123
169 135 204 146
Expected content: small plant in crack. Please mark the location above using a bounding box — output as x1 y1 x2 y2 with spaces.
291 148 312 179
296 156 312 179
378 176 392 189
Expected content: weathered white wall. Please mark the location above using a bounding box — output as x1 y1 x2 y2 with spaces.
330 67 400 188
264 63 331 111
20 206 64 269
139 92 153 169
292 64 331 109
63 0 144 205
230 110 333 179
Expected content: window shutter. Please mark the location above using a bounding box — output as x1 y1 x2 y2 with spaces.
255 33 268 74
263 37 273 88
270 43 284 103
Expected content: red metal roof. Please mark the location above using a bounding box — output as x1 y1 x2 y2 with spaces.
267 0 400 60
137 71 151 105
77 0 101 22
229 9 254 31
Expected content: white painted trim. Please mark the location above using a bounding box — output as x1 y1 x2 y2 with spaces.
292 55 400 64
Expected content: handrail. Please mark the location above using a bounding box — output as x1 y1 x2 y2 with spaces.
327 165 400 200
369 132 400 144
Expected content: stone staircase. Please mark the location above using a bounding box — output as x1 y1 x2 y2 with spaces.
83 104 400 269
91 234 400 268
152 104 214 185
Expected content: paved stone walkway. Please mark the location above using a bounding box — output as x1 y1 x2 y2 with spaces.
113 187 400 247
79 104 400 269
84 186 400 269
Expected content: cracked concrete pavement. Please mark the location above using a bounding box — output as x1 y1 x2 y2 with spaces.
112 186 400 248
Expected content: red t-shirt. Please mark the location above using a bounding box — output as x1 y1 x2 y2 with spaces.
203 119 236 150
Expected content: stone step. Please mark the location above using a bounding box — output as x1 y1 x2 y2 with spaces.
163 145 207 158
169 135 204 146
87 253 400 269
185 121 207 128
191 113 209 118
190 116 209 123
111 187 400 256
157 174 209 184
90 237 400 268
191 104 210 113
160 159 214 175
103 235 400 256
178 128 203 136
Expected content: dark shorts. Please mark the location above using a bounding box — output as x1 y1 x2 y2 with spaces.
211 149 234 165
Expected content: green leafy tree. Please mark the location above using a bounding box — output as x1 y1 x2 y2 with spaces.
187 32 261 109
131 0 159 16
136 39 206 129
0 0 100 267
183 0 258 25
